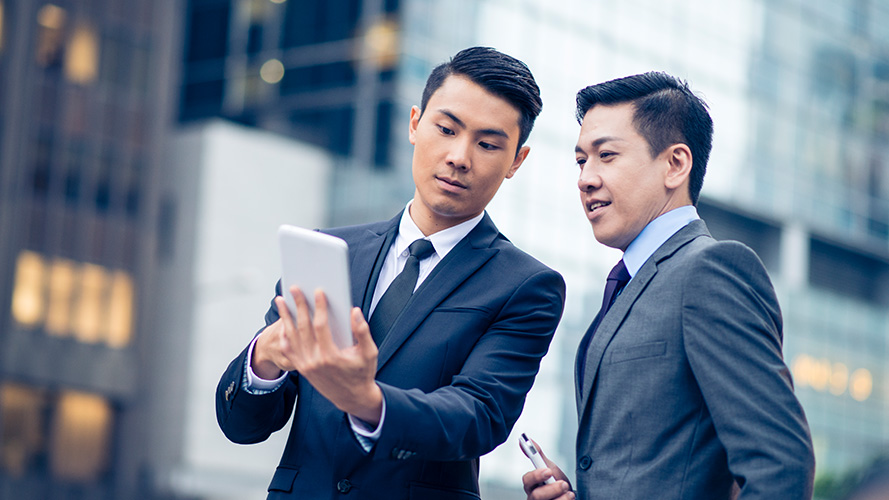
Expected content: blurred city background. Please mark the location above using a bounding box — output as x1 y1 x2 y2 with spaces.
0 0 887 498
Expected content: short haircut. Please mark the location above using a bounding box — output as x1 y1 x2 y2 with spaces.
421 47 543 154
575 72 713 205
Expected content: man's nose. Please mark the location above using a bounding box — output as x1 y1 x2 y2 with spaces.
446 138 472 170
578 163 601 191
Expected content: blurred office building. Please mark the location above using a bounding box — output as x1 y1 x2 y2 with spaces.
0 0 181 498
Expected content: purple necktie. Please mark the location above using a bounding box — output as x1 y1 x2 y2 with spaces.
597 259 631 331
579 259 631 389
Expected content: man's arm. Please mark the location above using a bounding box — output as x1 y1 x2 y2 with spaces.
683 241 815 499
215 282 298 444
215 339 298 444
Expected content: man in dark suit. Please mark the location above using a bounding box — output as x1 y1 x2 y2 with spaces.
216 47 566 499
522 72 815 499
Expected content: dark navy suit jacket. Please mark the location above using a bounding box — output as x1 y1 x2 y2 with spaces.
216 211 566 499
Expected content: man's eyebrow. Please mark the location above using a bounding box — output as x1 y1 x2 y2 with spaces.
438 109 510 139
576 136 622 153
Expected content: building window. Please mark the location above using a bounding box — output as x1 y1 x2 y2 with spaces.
46 257 76 336
64 24 99 84
11 251 45 328
0 384 114 483
106 271 135 348
36 4 66 68
73 263 105 343
0 1 6 55
809 237 889 304
50 391 112 482
10 251 136 347
0 384 46 477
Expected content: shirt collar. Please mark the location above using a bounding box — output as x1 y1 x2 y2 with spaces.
395 201 484 259
622 205 699 278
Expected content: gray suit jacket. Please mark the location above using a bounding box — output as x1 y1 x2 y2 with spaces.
575 219 815 499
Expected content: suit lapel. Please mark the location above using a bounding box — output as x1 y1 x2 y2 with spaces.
345 213 400 319
376 213 500 371
576 220 711 415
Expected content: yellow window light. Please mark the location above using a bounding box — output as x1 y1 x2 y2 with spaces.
72 263 106 344
11 251 45 327
106 271 134 348
45 258 76 337
65 24 99 84
50 391 111 482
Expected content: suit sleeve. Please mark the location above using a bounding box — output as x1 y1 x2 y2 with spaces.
371 267 566 461
215 280 298 444
681 242 815 499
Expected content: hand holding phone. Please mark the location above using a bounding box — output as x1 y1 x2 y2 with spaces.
519 433 555 484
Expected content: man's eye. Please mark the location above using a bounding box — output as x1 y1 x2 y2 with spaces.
479 142 499 151
438 125 454 135
576 158 587 167
600 151 616 159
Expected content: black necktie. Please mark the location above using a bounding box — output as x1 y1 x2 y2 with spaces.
579 259 631 389
369 239 435 345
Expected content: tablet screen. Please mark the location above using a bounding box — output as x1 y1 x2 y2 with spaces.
278 225 354 349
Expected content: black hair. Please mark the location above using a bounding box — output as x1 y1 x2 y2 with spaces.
575 72 713 205
421 47 542 153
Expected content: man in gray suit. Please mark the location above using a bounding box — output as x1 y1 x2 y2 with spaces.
522 72 816 499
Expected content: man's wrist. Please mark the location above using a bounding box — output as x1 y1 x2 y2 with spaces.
251 330 284 380
347 383 384 427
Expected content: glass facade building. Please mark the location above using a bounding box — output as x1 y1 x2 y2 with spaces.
0 0 178 498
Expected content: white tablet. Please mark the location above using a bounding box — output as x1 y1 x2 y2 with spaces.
277 224 354 349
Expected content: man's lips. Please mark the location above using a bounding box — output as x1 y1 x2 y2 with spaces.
585 200 611 216
436 175 468 190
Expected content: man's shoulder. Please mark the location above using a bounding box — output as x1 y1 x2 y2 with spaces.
486 232 562 281
321 217 398 242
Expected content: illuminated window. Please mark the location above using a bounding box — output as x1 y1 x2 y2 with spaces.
106 271 134 348
11 251 137 347
361 18 400 70
829 362 848 396
65 24 99 84
0 384 47 477
792 354 872 402
46 258 76 337
36 4 66 67
850 368 873 402
73 263 105 344
12 251 45 327
0 1 6 54
50 391 112 482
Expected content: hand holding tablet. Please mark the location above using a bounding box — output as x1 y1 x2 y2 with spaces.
278 225 354 349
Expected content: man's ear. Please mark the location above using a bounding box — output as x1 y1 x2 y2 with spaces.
505 145 531 179
664 143 692 190
408 105 421 145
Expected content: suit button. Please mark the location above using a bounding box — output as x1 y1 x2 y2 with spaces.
337 479 352 493
578 455 593 470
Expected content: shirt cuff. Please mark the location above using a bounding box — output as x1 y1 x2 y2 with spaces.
243 335 287 395
348 392 386 452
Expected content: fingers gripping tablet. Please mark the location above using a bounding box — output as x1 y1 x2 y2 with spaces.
278 225 354 349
